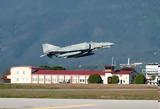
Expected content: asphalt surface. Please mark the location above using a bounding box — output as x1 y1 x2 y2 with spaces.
0 98 158 109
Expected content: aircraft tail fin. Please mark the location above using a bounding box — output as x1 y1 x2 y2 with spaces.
42 43 60 54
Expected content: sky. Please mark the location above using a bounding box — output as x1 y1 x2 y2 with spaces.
0 0 160 73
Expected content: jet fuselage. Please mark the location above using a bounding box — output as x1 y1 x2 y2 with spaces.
40 42 114 58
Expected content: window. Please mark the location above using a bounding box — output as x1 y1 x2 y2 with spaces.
120 80 122 84
73 79 78 82
123 80 125 83
53 78 57 82
56 78 59 82
80 79 85 82
23 71 25 74
66 79 70 83
59 79 64 83
17 71 19 74
39 78 44 82
46 78 51 82
16 78 19 81
32 78 38 81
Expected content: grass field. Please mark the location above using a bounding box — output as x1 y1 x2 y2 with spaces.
0 83 159 100
0 83 157 89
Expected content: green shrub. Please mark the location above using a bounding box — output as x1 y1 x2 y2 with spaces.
151 75 156 80
134 74 146 84
112 75 119 84
88 74 103 84
50 66 66 70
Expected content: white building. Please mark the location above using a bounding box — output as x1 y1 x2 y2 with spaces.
7 66 32 83
6 66 135 84
145 63 160 85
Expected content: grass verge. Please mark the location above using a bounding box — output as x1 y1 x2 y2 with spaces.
0 83 158 100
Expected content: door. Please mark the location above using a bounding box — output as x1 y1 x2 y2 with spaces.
108 77 112 84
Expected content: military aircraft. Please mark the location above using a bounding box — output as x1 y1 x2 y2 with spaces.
40 41 114 58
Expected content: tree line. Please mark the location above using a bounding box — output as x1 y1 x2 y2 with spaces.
88 73 146 84
39 65 66 70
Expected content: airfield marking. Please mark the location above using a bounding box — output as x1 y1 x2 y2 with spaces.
32 104 96 109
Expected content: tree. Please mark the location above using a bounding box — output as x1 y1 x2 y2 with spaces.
112 75 119 84
50 66 66 70
134 73 146 84
88 74 103 84
39 65 66 70
39 65 51 69
1 69 10 83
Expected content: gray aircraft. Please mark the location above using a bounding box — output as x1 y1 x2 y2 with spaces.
40 42 114 58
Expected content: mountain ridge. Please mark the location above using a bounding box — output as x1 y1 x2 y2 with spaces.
0 0 160 73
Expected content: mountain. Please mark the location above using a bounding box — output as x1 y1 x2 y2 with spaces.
0 0 160 73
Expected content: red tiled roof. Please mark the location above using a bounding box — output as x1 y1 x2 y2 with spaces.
33 70 107 75
31 67 133 75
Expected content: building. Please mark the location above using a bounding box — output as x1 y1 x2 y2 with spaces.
145 63 160 85
6 66 135 84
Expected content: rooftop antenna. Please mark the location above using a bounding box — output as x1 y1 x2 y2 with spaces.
114 60 117 66
128 58 130 65
112 57 114 66
120 58 142 68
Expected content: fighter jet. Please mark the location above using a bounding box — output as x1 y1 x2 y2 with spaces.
40 41 114 58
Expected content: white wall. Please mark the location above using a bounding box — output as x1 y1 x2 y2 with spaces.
52 75 58 83
64 75 71 83
105 73 130 84
146 64 159 74
78 75 87 84
117 74 130 84
45 75 52 84
32 75 38 84
9 67 131 84
39 75 45 84
146 64 160 85
31 74 105 84
10 66 32 83
104 73 112 84
72 75 79 83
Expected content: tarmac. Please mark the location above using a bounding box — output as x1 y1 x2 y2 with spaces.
0 98 158 109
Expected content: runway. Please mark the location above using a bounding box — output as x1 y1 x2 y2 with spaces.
0 98 158 109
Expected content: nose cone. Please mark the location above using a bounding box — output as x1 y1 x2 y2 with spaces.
107 42 115 46
90 42 115 49
102 42 114 48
